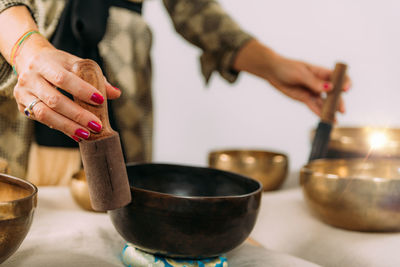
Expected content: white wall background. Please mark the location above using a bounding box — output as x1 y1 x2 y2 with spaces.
143 0 400 183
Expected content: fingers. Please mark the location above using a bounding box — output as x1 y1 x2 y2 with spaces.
16 91 91 141
338 97 345 114
37 62 105 105
307 64 332 81
13 47 124 140
278 84 345 118
343 76 352 92
305 93 345 118
278 85 323 116
30 78 103 133
14 76 105 141
300 65 332 94
36 57 122 103
104 76 121 100
305 63 352 93
305 96 323 117
22 49 122 106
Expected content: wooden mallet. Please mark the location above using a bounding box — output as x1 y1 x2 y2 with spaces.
72 59 131 211
308 62 348 162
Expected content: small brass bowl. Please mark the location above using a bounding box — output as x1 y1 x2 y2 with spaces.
208 150 288 191
300 158 400 232
312 126 400 159
0 173 37 264
69 170 96 212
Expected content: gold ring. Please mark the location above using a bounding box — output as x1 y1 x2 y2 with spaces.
24 98 41 118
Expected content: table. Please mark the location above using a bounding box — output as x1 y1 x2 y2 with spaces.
3 187 317 267
250 188 400 267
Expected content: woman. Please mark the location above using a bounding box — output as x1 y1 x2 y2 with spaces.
0 0 349 184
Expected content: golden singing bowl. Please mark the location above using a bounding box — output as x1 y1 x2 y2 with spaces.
313 126 400 159
69 170 96 212
0 174 37 264
300 158 400 232
208 150 288 191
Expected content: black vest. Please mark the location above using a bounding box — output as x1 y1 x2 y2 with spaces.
35 0 142 148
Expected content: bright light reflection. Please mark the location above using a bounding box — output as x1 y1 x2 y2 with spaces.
220 154 230 161
368 132 388 149
244 156 255 164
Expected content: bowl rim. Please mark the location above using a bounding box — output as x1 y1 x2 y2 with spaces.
126 162 263 200
301 158 400 182
0 173 38 205
208 148 288 158
328 125 400 131
310 126 400 155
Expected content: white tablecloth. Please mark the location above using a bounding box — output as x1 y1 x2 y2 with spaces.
250 188 400 267
2 187 317 267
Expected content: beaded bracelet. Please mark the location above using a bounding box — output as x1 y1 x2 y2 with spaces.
10 30 41 75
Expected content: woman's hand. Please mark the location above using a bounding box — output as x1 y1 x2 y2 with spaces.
0 5 121 141
263 55 351 116
13 34 121 141
0 5 120 141
233 39 351 117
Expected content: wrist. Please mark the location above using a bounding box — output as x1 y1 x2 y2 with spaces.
256 45 282 81
233 39 282 80
14 33 53 73
0 5 38 62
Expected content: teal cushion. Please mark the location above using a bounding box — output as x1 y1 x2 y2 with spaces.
121 243 228 267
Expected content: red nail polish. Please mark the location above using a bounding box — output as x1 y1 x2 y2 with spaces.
112 86 120 91
75 128 89 139
88 121 102 132
323 83 330 90
72 135 81 142
91 93 104 104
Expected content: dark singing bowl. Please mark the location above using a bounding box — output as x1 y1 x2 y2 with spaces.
108 163 262 259
0 174 37 264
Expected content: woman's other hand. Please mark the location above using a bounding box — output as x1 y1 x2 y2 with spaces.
233 39 351 117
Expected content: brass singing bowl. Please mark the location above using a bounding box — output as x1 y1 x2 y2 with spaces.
208 150 288 191
0 174 37 264
69 170 96 212
313 126 400 159
300 159 400 232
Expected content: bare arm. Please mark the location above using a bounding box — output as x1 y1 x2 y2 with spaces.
0 5 39 62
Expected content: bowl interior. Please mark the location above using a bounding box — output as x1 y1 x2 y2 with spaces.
127 163 261 197
0 180 33 204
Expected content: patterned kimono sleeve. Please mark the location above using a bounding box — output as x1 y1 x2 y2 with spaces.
0 0 34 14
163 0 254 84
